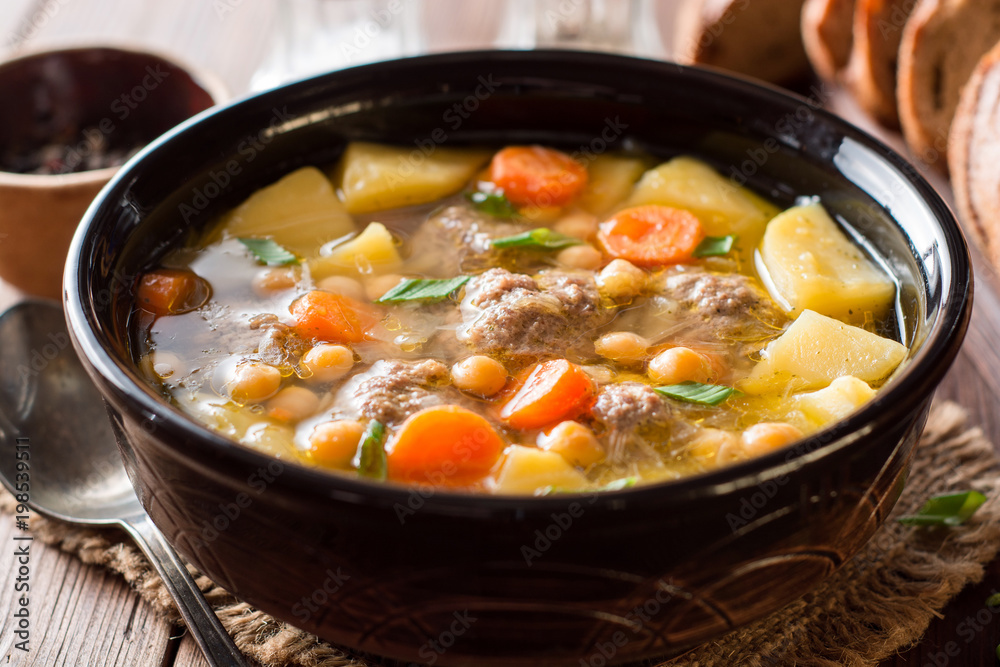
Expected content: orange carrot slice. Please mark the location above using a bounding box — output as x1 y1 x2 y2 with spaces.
598 205 705 266
291 290 380 343
488 146 588 208
386 405 506 486
500 359 595 430
136 269 210 316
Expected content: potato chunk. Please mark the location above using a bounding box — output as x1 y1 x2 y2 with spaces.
795 376 876 425
740 310 907 394
309 222 402 278
759 202 895 323
334 142 492 214
578 154 649 216
626 156 779 259
492 445 590 494
218 167 354 255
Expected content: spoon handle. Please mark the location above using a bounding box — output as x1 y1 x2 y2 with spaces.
121 513 255 667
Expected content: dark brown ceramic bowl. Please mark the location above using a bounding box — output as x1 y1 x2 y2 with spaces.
0 45 226 298
64 51 971 665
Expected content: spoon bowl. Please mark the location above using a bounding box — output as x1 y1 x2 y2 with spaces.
0 300 252 667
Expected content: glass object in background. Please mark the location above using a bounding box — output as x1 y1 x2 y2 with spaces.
251 0 425 91
251 0 666 91
496 0 664 57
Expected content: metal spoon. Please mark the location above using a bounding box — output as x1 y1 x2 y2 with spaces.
0 300 253 667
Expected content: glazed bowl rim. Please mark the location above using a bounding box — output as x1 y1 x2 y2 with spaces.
64 49 972 511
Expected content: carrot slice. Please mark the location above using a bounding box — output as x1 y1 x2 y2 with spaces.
291 290 380 343
500 359 595 430
488 146 588 208
386 405 506 486
598 205 705 266
136 269 210 316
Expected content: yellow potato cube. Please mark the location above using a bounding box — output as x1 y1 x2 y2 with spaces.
492 445 590 494
759 202 896 323
218 167 354 255
578 154 649 216
334 142 492 214
309 222 402 278
740 310 907 394
626 156 779 260
795 376 877 425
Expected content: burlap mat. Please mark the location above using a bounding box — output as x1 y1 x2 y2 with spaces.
4 400 1000 666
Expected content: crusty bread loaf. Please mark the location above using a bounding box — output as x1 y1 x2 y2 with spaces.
802 0 856 80
675 0 811 85
844 0 915 128
948 40 1000 268
898 0 1000 172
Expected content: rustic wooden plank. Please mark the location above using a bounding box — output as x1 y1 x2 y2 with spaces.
0 514 175 666
174 633 212 667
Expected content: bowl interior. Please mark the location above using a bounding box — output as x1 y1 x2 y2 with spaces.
67 50 969 501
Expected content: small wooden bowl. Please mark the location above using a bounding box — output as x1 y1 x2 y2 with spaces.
0 45 227 298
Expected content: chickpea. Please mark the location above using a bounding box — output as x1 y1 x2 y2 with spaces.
595 331 649 362
451 356 508 397
365 273 407 300
251 267 298 296
554 211 599 240
226 361 282 404
150 351 183 379
597 259 646 301
648 347 711 385
301 344 354 384
317 275 366 301
308 419 365 468
539 421 605 467
556 244 604 270
266 386 321 423
687 428 740 465
741 423 803 458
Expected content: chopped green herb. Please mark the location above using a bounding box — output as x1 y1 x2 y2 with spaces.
693 235 737 257
491 228 583 250
375 276 471 303
987 592 1000 608
238 237 299 266
655 382 737 406
355 420 387 480
467 190 519 218
897 490 986 526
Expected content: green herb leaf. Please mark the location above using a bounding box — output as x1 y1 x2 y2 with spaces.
654 382 738 406
987 592 1000 608
491 228 583 250
238 237 299 266
355 420 386 481
897 490 987 526
375 276 471 303
538 477 638 496
693 235 737 257
467 190 519 218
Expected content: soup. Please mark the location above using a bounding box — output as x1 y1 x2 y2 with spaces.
131 142 907 494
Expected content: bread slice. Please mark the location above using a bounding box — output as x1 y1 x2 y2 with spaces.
844 0 916 128
949 40 1000 268
675 0 811 85
898 0 1000 171
802 0 857 81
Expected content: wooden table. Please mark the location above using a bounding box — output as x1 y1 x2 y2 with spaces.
3 1 1000 665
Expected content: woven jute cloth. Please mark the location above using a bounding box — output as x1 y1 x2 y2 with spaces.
4 400 1000 667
